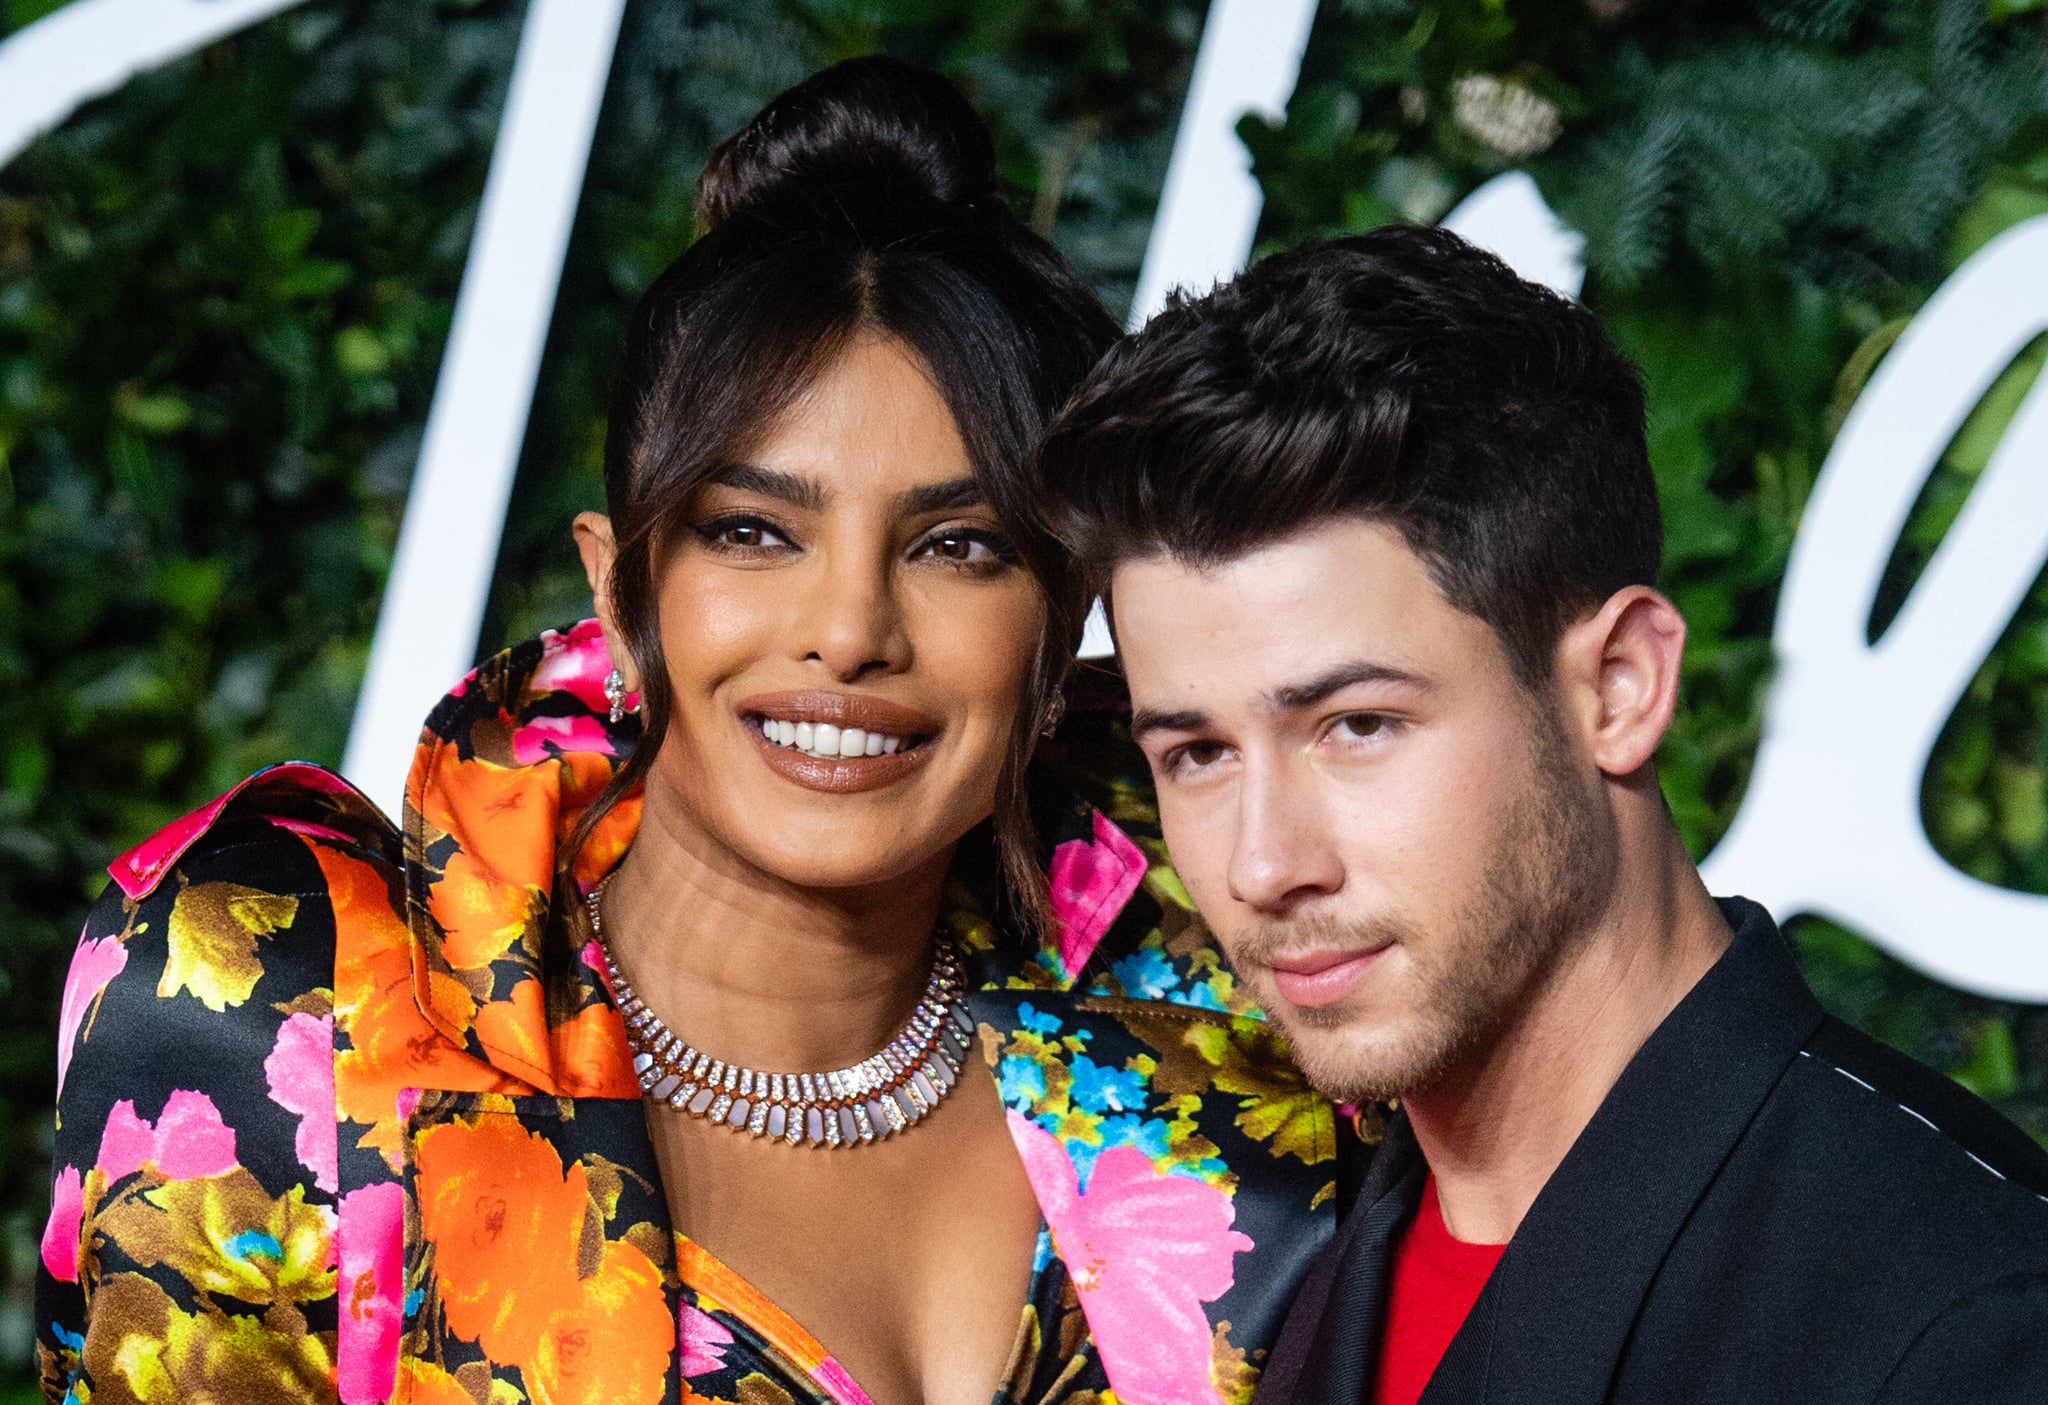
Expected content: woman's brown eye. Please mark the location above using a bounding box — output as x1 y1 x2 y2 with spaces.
697 517 790 550
917 530 1003 565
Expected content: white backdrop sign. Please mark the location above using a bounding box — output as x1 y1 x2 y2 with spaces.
3 0 2044 998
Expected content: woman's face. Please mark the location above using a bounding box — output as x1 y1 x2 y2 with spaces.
588 331 1044 894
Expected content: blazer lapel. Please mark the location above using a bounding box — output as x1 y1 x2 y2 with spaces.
967 983 1342 1405
1424 900 1825 1403
400 1088 683 1404
1257 1114 1426 1405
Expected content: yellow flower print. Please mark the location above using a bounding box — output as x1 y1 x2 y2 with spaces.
95 1167 337 1306
84 1273 334 1404
158 879 298 1011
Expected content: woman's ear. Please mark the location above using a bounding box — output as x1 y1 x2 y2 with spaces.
572 512 638 692
1554 585 1686 780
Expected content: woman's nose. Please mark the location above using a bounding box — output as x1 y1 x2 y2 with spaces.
796 544 911 682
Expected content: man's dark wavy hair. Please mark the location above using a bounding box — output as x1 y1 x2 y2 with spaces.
1031 225 1663 686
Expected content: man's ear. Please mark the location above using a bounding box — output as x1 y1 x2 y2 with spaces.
1553 586 1686 779
571 511 638 692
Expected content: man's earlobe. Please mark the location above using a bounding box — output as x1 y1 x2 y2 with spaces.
571 511 637 693
1570 586 1686 779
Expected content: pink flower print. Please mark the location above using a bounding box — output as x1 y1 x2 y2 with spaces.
97 1091 239 1182
41 1165 83 1284
107 762 361 898
531 618 618 715
511 712 615 766
583 939 618 1000
1047 812 1149 979
153 1090 240 1179
678 1302 734 1378
269 815 358 845
265 1011 338 1193
337 1180 405 1405
809 1359 877 1405
1009 1110 1250 1405
57 935 127 1099
109 793 233 898
96 1101 159 1181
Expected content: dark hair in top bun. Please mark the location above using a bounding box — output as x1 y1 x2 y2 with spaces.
563 56 1117 947
695 55 997 227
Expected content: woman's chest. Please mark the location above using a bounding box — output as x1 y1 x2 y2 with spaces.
647 1070 1046 1405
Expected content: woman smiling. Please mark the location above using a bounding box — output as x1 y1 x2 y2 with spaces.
37 58 1347 1405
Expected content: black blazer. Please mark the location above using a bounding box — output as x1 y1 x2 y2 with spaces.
1257 898 2048 1404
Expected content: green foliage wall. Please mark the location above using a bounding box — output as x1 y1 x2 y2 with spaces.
1 0 2045 1388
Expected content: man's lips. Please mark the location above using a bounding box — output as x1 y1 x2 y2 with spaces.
1261 946 1390 1009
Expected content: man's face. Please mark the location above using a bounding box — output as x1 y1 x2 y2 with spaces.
1113 518 1611 1103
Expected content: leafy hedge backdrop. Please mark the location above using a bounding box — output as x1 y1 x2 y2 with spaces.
0 0 2044 1389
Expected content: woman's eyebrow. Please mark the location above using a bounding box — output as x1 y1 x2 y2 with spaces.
709 462 827 509
896 476 985 515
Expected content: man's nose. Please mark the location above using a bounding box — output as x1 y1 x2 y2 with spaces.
1226 755 1345 915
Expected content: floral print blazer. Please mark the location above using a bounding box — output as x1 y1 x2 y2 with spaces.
39 621 1349 1405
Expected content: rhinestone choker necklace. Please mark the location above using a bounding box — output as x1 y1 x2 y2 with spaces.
585 882 973 1148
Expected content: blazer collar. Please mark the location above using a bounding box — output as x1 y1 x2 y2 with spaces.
1426 897 1825 1402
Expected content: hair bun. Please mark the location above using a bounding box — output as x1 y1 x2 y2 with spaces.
697 56 998 230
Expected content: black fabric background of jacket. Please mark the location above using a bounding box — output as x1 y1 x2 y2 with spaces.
1257 898 2048 1404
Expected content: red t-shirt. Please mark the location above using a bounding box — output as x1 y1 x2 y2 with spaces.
1370 1175 1507 1405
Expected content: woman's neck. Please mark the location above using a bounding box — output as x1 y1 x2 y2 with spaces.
595 782 953 1076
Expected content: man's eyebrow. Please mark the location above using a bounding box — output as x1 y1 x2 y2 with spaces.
707 463 826 510
897 476 985 515
1130 707 1209 741
1269 661 1432 712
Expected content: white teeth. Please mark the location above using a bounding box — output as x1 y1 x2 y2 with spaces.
760 716 912 760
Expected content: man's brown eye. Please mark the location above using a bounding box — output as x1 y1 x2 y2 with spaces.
1184 742 1226 767
1337 714 1385 739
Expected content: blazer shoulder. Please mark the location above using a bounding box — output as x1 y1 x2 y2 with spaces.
107 761 397 902
1803 1015 2048 1196
64 766 399 1086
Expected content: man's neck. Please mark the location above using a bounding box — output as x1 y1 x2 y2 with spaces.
1405 838 1732 1246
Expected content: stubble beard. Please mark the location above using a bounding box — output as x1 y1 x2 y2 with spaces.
1234 707 1612 1106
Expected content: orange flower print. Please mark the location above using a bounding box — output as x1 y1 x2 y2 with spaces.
414 1115 591 1368
529 1240 671 1405
433 846 543 971
419 754 556 893
320 846 500 1167
395 1357 479 1405
469 975 637 1098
